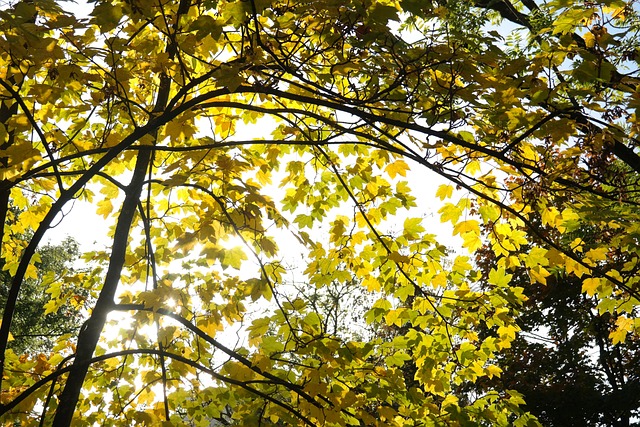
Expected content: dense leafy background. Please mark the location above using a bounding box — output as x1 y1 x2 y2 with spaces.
1 0 639 425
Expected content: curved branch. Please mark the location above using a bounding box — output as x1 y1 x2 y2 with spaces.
1 348 317 426
113 304 325 410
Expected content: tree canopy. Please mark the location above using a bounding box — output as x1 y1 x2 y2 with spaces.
0 235 85 355
1 0 639 425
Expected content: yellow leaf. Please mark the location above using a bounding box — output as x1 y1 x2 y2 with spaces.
541 206 559 227
479 205 499 222
570 238 585 252
43 299 58 315
439 203 462 224
521 143 539 163
498 324 518 340
403 217 425 237
435 184 453 200
462 231 482 252
610 316 633 345
464 159 481 175
584 31 596 48
485 364 502 379
582 277 601 296
525 247 549 268
96 199 113 219
18 210 43 230
453 219 480 235
385 308 405 327
561 207 580 222
197 316 224 337
566 258 589 277
363 276 381 292
385 159 409 178
529 266 549 285
546 248 565 266
585 247 608 266
25 264 38 280
431 272 448 287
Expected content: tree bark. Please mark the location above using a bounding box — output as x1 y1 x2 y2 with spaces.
51 148 152 425
51 0 191 421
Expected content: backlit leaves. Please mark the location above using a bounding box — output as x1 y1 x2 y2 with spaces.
1 0 640 425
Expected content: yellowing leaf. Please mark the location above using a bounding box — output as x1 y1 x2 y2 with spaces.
488 267 512 288
363 276 381 292
465 160 481 175
546 248 565 266
541 207 560 227
403 217 425 238
479 205 499 222
431 272 448 287
385 351 411 367
395 283 414 302
552 8 595 35
585 247 608 265
25 264 38 280
497 324 519 346
441 394 459 410
529 266 549 285
439 203 462 224
525 247 549 268
385 308 405 327
197 316 224 337
221 247 247 270
388 251 410 263
584 31 596 48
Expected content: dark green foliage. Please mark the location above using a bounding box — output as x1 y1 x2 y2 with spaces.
470 250 640 426
0 236 86 354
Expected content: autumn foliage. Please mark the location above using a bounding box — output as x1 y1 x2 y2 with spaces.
1 0 639 425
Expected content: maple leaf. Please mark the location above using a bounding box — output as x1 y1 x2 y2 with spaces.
3 0 640 425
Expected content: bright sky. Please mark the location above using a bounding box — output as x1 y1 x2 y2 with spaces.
42 155 460 259
37 1 467 364
41 0 466 253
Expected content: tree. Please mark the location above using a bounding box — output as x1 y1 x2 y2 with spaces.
0 0 639 425
0 235 86 355
470 227 640 426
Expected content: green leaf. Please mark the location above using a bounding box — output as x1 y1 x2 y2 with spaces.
90 2 123 31
552 8 595 35
385 351 411 367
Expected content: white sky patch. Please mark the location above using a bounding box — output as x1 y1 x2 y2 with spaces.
46 192 114 251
